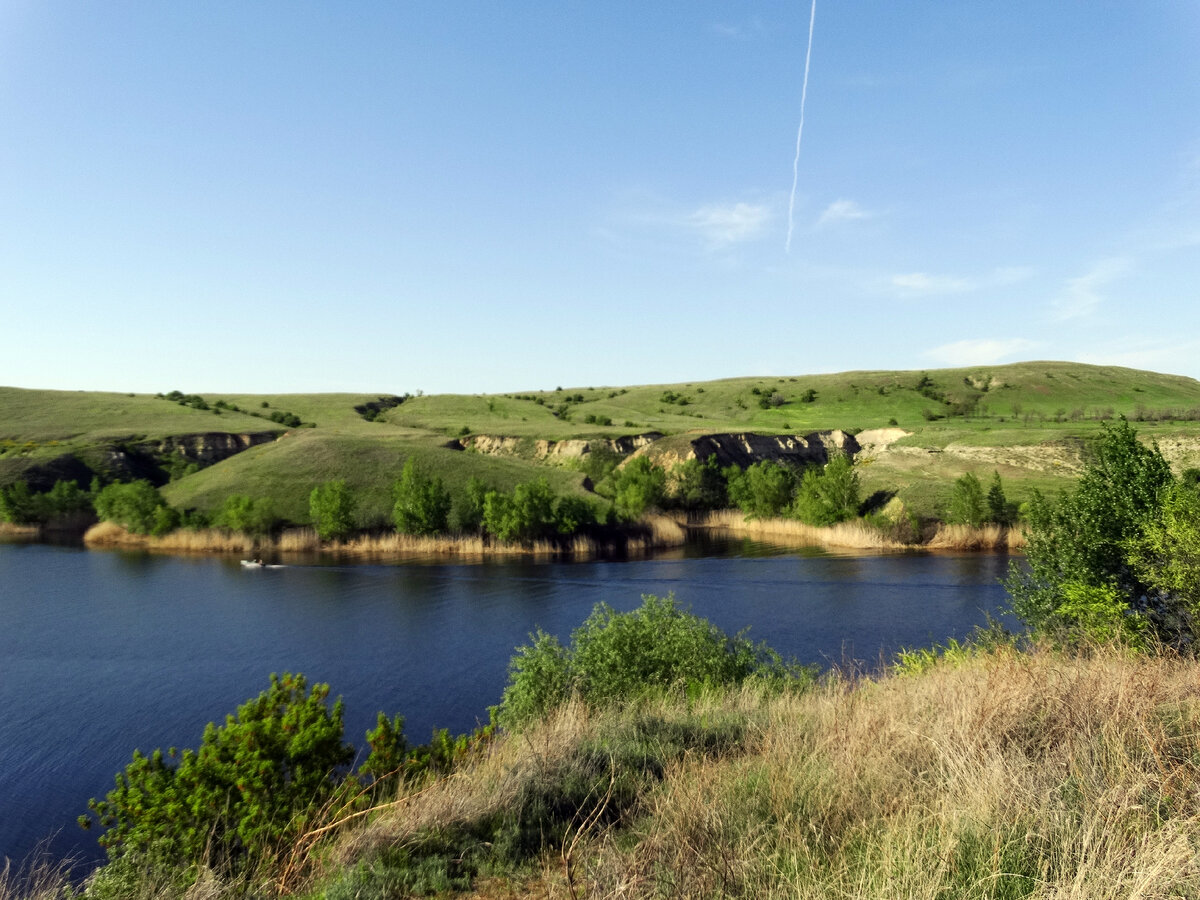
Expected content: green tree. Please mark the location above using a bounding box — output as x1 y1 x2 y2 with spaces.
1006 419 1175 642
948 472 986 527
94 480 174 535
213 494 279 536
791 453 860 526
986 471 1016 525
611 457 667 521
86 674 357 877
1126 482 1200 644
392 458 451 536
726 460 797 520
452 475 491 533
0 480 35 524
482 479 562 542
667 456 727 511
309 480 357 541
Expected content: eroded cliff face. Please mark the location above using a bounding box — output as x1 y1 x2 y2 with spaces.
99 431 281 484
636 431 862 470
142 431 278 464
451 430 862 471
449 433 664 462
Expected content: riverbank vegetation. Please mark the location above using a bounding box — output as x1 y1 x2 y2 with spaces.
7 363 1200 543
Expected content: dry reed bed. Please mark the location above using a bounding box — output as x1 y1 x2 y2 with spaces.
338 650 1200 899
82 515 689 561
695 510 1026 553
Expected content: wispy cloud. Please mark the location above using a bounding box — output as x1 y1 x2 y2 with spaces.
925 338 1041 367
710 17 765 40
816 199 873 227
891 272 973 295
889 266 1034 297
1052 257 1131 321
688 202 772 248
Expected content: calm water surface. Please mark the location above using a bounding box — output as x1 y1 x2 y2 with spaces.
0 541 1018 866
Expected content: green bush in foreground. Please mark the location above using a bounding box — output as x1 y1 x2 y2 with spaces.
84 674 358 879
497 593 802 728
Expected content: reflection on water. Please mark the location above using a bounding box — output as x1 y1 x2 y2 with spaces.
0 542 1021 867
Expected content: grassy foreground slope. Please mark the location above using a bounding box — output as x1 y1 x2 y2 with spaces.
6 362 1200 523
322 647 1200 899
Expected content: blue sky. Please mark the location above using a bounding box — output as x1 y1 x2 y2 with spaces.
2 2 1198 395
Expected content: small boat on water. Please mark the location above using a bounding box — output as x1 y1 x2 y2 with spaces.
240 559 286 569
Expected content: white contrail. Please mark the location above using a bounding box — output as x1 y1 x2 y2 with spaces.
785 0 817 255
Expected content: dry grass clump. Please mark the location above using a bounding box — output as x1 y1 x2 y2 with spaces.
0 522 39 538
83 521 258 552
696 510 908 551
926 522 1027 552
325 649 1200 899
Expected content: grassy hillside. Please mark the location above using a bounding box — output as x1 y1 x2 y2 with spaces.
5 362 1200 524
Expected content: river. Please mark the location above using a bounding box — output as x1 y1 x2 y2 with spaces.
0 540 1019 867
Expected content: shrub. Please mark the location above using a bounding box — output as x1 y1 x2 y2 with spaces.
497 593 794 728
84 674 357 879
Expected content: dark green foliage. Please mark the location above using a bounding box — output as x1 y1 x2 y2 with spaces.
86 674 356 876
309 480 357 541
0 480 36 524
948 472 986 527
353 395 408 422
726 460 797 520
800 388 818 403
392 459 452 536
611 457 667 521
791 453 861 526
579 444 622 486
452 475 490 533
497 593 797 728
1006 420 1176 643
667 456 728 511
213 494 279 536
480 478 592 541
987 471 1018 525
268 410 303 428
94 480 175 535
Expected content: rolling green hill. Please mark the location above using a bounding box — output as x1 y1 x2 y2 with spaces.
5 362 1200 525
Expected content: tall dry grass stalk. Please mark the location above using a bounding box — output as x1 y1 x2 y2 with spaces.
331 650 1200 899
0 855 76 900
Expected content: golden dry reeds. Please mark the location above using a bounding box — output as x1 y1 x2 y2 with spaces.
925 522 1027 552
83 516 689 562
0 522 39 539
694 509 909 551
